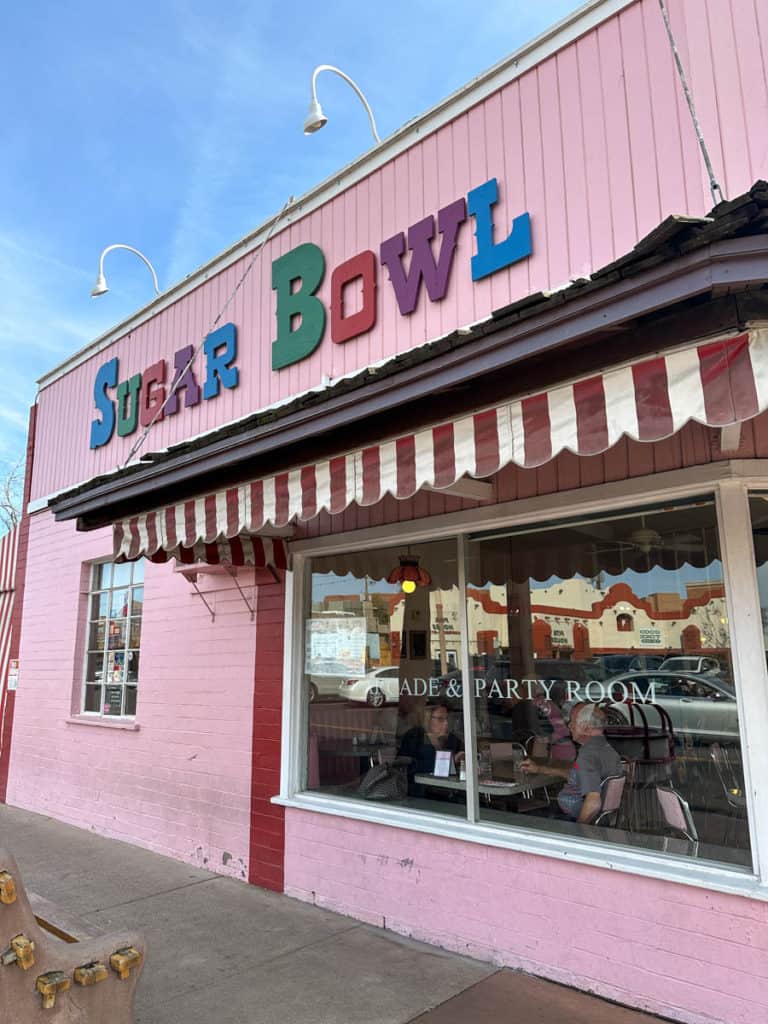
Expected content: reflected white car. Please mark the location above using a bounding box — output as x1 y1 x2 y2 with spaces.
339 667 401 707
308 660 364 701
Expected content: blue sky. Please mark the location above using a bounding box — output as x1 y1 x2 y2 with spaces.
0 0 579 489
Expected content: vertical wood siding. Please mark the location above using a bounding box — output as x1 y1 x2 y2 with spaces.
31 0 768 501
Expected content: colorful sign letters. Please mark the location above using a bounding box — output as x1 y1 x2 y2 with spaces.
272 176 532 370
90 323 238 449
88 175 531 448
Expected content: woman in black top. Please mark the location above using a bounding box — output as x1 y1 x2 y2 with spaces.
398 702 463 795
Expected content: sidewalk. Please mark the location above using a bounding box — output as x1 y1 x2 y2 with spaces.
0 804 668 1024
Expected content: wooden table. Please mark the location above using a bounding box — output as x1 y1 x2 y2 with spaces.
414 772 551 799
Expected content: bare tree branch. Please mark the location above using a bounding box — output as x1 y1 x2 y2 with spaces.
0 457 23 533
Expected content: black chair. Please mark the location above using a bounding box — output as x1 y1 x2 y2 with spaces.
710 742 747 844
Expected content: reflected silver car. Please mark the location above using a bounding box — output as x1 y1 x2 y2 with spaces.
657 656 722 674
608 671 738 743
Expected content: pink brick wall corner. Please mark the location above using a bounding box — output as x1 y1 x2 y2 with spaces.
284 808 768 1024
7 511 259 879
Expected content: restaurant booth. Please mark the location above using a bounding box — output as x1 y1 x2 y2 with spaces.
6 2 768 1021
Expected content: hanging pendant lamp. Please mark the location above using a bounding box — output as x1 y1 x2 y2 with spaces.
387 555 431 594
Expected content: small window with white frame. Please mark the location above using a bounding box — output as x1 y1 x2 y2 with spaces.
83 560 144 717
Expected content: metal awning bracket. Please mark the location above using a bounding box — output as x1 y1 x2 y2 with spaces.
176 562 256 620
188 577 216 622
224 567 256 620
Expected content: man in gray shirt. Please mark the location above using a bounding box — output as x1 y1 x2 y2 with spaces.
521 702 623 823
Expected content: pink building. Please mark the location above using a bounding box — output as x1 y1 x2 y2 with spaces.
4 1 768 1020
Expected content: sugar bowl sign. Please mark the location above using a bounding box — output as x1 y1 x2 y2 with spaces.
90 175 531 449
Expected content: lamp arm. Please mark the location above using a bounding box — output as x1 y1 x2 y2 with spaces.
97 244 161 295
310 64 381 144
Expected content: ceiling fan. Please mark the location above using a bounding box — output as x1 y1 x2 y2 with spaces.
590 517 708 556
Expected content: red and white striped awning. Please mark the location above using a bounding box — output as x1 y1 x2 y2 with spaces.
115 532 289 570
114 329 768 566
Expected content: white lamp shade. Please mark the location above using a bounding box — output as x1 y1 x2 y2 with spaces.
303 98 328 134
91 272 108 297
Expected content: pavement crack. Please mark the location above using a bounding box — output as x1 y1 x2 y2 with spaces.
81 876 218 914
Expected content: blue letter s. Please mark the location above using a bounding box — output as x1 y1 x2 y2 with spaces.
90 357 119 449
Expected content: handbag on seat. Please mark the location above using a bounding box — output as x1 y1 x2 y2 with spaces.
357 757 409 800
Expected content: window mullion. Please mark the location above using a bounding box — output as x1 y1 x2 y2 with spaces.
716 480 768 884
284 559 306 799
457 534 479 824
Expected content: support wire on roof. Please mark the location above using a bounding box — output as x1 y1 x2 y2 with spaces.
658 0 725 208
119 194 296 471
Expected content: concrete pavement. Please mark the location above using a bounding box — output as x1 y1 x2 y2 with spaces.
0 804 669 1023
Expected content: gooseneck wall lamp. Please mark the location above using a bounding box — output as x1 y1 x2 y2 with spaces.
91 244 161 298
303 65 381 144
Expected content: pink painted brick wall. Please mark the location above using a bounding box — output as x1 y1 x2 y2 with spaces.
285 809 768 1024
7 511 259 879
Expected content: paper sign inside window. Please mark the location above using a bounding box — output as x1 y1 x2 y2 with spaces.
434 750 454 777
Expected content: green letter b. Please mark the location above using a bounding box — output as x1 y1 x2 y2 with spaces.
272 243 326 369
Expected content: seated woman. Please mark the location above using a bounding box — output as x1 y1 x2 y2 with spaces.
397 701 463 796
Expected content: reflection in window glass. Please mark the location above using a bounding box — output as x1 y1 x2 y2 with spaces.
300 501 752 869
305 540 466 815
465 500 749 868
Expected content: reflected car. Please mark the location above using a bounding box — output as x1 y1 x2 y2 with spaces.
657 656 722 674
433 669 464 708
607 671 738 743
339 666 402 707
530 659 607 687
594 653 666 675
307 660 365 701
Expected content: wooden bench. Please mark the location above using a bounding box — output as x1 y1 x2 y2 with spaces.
0 849 145 1020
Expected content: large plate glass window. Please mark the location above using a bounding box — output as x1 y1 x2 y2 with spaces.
464 499 750 869
304 539 466 816
83 560 144 717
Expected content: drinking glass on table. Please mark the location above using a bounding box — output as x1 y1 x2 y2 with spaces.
511 743 526 778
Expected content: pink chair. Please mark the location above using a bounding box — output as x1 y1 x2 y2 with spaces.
592 774 626 827
655 785 699 846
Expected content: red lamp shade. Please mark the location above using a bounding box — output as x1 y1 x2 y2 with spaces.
387 555 431 593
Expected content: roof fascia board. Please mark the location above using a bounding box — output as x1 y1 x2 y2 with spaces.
49 235 767 522
37 0 637 392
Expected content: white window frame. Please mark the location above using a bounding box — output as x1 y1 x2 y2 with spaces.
80 558 143 719
274 459 768 903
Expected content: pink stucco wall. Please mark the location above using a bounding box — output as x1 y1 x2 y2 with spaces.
7 511 257 878
285 808 768 1024
30 0 768 502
